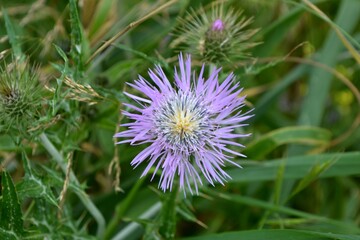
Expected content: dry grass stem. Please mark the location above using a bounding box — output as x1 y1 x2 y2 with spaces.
58 151 73 218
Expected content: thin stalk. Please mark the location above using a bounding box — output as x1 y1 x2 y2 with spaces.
39 133 105 237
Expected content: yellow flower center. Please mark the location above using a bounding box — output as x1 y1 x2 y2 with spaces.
172 109 198 139
154 92 211 151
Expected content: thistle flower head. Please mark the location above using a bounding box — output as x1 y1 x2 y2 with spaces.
115 53 253 194
171 4 260 65
0 59 43 134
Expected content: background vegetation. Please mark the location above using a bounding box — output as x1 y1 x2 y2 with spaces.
0 0 359 239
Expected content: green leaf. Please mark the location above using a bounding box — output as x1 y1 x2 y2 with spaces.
243 126 332 160
87 0 114 39
203 189 360 234
289 159 335 199
104 177 145 239
113 43 170 71
69 0 85 77
0 171 23 236
183 229 360 240
254 65 309 121
39 165 85 194
176 203 206 229
16 177 58 207
54 44 69 64
102 59 143 85
297 0 360 127
2 8 23 60
289 0 360 158
15 152 58 207
239 57 287 77
272 158 286 205
0 227 17 240
228 152 360 182
254 10 302 56
0 135 19 152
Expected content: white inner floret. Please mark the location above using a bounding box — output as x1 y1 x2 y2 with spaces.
153 92 211 152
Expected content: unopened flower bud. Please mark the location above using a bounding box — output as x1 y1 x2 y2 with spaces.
0 58 44 136
171 4 260 65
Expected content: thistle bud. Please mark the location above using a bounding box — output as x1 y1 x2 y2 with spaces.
0 59 44 136
171 4 260 65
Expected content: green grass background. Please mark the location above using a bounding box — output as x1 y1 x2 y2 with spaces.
0 0 359 239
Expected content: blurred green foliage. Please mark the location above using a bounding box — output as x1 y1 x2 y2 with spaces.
0 0 359 239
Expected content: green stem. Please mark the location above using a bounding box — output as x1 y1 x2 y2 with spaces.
104 177 145 239
39 133 105 237
158 184 179 240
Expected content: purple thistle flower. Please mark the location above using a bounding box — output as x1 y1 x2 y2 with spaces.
212 19 225 31
115 53 252 194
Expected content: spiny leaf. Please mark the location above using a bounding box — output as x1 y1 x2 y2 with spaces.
15 152 58 207
0 227 17 240
16 177 58 207
0 171 24 236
